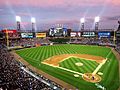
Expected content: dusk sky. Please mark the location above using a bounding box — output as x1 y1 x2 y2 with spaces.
0 0 120 31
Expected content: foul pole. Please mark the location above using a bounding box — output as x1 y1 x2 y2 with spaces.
6 29 9 47
113 30 116 45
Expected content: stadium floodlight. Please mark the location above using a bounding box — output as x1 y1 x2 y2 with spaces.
31 17 36 34
16 16 21 31
16 16 21 22
80 18 85 23
95 16 100 23
31 17 36 23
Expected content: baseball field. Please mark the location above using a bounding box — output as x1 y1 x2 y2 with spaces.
16 44 119 90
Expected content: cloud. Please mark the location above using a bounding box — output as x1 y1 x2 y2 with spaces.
110 0 120 6
0 0 119 30
0 9 3 11
18 12 31 16
106 16 120 21
0 0 120 8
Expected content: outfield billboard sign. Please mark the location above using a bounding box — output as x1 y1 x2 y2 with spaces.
2 30 17 33
21 33 33 38
70 32 81 37
98 32 111 38
82 32 95 37
116 31 120 37
70 32 77 37
36 33 46 38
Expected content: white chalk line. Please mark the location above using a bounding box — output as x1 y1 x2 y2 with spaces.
92 49 112 75
92 59 107 75
42 62 84 76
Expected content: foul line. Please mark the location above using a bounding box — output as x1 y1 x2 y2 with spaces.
92 59 107 75
106 49 112 58
42 62 84 76
57 67 84 76
92 50 112 75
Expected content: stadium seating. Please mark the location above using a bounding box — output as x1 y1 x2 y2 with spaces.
0 44 62 90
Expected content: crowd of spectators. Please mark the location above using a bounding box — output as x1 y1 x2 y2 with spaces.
8 33 20 39
115 43 120 54
20 39 35 47
69 37 120 54
69 37 115 46
0 44 62 90
33 38 51 45
8 38 52 47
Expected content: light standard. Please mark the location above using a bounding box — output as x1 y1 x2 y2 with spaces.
95 16 100 30
31 17 36 32
31 17 36 38
16 16 21 31
118 21 120 31
80 18 85 31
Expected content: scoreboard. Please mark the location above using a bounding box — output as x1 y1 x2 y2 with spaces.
49 28 68 37
54 28 63 36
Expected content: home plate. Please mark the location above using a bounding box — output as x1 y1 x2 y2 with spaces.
74 74 79 77
98 72 103 76
75 62 83 66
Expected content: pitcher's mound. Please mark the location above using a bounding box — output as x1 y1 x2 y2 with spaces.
82 73 101 83
75 62 83 66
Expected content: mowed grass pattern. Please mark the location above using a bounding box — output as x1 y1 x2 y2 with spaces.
59 57 99 73
16 44 119 90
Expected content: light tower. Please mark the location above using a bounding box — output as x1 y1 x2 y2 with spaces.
31 17 36 38
31 17 36 32
16 16 21 31
80 18 85 31
95 16 100 30
118 21 120 31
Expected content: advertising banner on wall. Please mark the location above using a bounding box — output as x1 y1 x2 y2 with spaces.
2 30 17 33
21 33 33 38
70 32 81 37
82 32 95 37
116 31 120 37
70 32 77 37
36 33 46 38
98 32 111 38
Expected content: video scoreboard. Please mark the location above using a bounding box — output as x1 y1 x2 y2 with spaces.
49 28 68 37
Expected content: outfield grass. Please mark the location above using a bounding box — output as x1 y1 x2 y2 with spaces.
16 44 119 90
